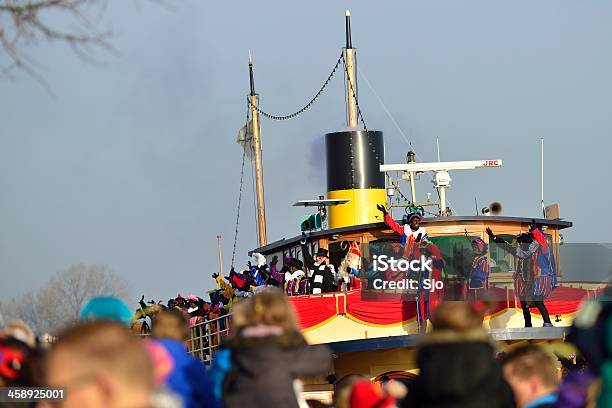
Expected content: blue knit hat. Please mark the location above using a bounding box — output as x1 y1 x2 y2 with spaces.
79 296 133 326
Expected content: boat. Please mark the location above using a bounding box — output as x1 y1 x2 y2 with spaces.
193 10 607 402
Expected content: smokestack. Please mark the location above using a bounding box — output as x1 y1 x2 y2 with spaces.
326 130 386 228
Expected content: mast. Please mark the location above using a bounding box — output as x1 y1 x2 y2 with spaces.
216 234 223 277
406 150 417 203
344 10 358 128
541 138 545 217
248 52 267 246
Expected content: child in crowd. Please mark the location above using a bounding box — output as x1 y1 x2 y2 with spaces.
219 289 331 408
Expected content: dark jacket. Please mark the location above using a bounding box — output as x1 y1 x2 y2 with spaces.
222 328 332 408
301 244 336 294
401 329 515 408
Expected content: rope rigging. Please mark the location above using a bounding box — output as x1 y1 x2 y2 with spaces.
231 107 250 269
342 49 368 131
233 50 372 257
247 52 345 121
246 51 369 131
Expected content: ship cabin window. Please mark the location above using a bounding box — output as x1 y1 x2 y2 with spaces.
362 237 405 280
427 235 478 280
489 234 516 273
281 240 319 267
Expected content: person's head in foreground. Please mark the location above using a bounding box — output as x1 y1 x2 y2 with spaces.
333 374 367 408
44 321 154 408
0 335 34 388
431 300 484 332
349 380 395 408
222 289 331 408
151 308 189 342
233 287 300 335
402 301 516 408
2 319 37 348
501 345 560 408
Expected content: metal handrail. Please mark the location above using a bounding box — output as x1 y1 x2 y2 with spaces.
188 313 233 363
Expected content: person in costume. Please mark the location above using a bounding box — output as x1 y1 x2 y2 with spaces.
409 239 445 330
212 273 236 302
377 204 439 328
284 258 307 296
468 238 490 301
226 267 253 297
486 221 556 327
301 238 336 294
338 241 362 291
268 255 285 287
377 204 428 252
248 253 274 288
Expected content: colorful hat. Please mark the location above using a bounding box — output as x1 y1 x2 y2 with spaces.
516 232 534 243
402 213 424 225
315 248 329 257
349 242 361 258
252 252 266 267
471 238 488 253
79 296 133 326
0 340 26 380
408 213 424 222
349 380 395 408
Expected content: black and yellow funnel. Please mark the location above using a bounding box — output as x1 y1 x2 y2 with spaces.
326 130 386 228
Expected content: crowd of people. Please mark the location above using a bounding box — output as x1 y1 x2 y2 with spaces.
1 288 611 407
212 236 361 299
0 209 601 407
130 232 364 337
130 246 355 338
132 292 231 335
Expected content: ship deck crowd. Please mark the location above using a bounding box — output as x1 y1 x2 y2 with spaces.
130 246 363 338
0 284 611 408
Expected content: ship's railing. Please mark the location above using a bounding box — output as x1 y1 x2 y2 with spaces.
188 313 232 363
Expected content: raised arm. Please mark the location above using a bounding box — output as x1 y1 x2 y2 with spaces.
301 242 316 270
377 204 404 236
486 227 516 256
269 256 285 285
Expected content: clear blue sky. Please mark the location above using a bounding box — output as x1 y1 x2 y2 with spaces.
1 1 610 301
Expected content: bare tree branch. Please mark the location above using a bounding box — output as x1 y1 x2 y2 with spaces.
0 0 160 87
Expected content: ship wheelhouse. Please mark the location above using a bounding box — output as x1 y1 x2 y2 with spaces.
251 215 575 345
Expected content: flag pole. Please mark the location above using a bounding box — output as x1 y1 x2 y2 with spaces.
216 235 223 277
